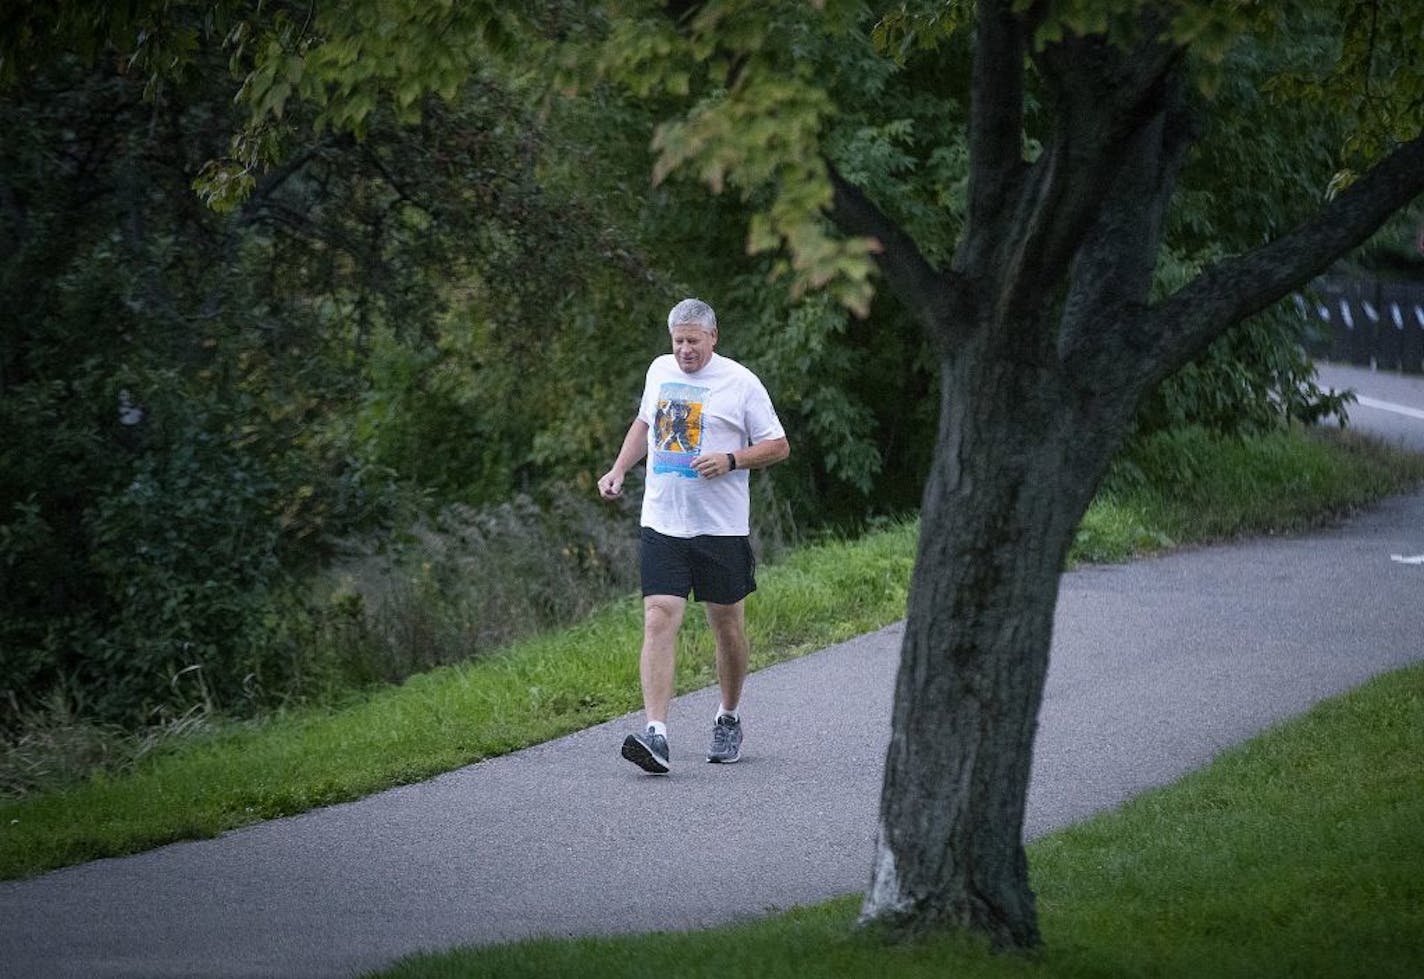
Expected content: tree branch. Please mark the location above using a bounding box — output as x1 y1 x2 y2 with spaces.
232 142 338 227
999 30 1183 331
1146 130 1424 382
361 142 429 213
955 0 1027 277
1059 70 1195 374
826 164 964 347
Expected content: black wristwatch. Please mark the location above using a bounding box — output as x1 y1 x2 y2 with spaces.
726 452 738 471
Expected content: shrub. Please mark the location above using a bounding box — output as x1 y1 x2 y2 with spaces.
291 487 644 691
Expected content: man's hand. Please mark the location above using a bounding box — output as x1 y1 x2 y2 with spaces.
691 453 735 479
601 420 649 500
598 470 624 499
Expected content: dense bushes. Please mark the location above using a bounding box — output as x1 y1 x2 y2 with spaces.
278 488 643 694
0 55 654 730
0 13 1365 740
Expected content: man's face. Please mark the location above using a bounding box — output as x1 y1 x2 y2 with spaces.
670 324 716 373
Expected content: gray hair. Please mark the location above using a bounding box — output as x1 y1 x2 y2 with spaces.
666 298 717 334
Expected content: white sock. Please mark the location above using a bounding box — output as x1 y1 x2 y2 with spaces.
647 720 667 737
716 705 739 722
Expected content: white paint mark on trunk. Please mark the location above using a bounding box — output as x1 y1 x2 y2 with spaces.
861 821 911 920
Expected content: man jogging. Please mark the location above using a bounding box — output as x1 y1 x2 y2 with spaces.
598 298 790 774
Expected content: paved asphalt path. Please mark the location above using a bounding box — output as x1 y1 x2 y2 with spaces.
1316 360 1424 454
3 366 1423 979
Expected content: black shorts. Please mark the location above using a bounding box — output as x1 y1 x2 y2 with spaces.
640 527 757 605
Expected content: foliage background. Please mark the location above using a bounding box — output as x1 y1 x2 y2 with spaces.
1 2 1402 738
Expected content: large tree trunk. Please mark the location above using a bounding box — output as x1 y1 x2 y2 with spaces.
834 0 1424 952
847 6 1181 944
858 335 1130 946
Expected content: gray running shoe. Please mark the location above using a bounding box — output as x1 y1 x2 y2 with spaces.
706 713 743 764
621 726 670 774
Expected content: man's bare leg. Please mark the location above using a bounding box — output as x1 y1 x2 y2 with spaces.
641 594 687 723
704 600 748 764
704 599 748 712
621 594 687 774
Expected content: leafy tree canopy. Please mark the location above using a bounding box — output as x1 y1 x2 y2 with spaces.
5 7 1421 949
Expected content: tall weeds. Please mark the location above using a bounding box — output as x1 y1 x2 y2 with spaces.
301 488 646 687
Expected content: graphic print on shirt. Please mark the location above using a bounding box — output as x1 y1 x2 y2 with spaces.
652 381 709 479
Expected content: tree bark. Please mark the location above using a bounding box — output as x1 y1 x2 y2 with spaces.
846 0 1424 953
853 7 1187 946
858 325 1134 946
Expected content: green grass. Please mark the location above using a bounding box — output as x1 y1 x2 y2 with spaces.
377 661 1424 978
0 523 918 880
2 426 1422 881
1070 425 1424 563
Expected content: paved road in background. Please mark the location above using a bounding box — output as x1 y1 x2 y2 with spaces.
3 367 1422 978
1317 360 1424 453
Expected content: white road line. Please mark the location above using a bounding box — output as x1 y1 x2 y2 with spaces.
1355 395 1424 421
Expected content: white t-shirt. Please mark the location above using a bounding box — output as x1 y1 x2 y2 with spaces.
638 352 785 538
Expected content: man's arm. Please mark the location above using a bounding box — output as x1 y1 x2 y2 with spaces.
690 435 790 479
598 418 650 499
734 436 789 471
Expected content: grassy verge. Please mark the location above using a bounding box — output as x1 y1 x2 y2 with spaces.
3 426 1422 880
1071 424 1424 562
376 660 1424 978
